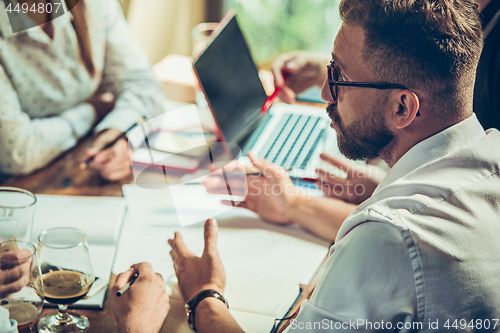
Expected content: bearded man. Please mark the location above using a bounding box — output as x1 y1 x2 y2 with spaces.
111 0 500 332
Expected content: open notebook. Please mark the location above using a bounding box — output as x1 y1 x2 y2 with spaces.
31 195 126 309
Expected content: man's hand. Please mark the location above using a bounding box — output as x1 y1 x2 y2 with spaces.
272 51 330 104
111 262 170 333
203 152 300 225
82 129 132 182
0 249 32 299
316 153 383 205
168 218 226 301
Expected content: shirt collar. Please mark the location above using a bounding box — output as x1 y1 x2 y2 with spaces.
333 113 487 247
374 113 486 195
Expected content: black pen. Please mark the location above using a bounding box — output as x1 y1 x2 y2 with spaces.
80 117 145 170
116 273 139 297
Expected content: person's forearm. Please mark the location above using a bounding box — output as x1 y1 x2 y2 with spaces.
194 298 244 333
287 194 356 242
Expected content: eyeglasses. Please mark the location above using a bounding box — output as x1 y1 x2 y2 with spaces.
327 59 408 102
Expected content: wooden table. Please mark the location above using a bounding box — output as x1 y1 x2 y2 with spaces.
1 115 326 333
1 136 129 333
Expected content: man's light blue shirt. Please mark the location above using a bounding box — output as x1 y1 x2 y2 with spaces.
289 114 500 332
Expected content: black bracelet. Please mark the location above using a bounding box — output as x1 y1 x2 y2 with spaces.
185 289 228 332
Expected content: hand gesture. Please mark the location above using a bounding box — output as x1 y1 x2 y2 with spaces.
203 152 300 225
271 51 330 104
168 219 226 301
316 154 384 205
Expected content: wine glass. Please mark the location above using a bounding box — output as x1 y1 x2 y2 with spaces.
0 240 44 333
37 227 95 333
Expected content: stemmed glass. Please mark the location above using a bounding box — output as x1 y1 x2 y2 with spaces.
37 228 95 333
0 240 44 333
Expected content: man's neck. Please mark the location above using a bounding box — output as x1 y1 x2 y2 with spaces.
477 0 492 12
383 114 471 168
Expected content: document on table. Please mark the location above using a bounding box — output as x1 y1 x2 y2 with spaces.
32 195 126 309
115 184 331 332
122 183 245 227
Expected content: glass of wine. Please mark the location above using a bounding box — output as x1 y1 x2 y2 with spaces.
37 227 95 333
0 240 44 333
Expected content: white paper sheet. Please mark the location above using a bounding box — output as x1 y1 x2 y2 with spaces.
117 184 330 331
32 195 125 245
113 211 330 286
122 184 246 227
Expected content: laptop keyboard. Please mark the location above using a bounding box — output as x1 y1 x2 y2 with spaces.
260 113 326 170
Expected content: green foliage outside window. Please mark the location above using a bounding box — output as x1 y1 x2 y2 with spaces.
224 0 342 66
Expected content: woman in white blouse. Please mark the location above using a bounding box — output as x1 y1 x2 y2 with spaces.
0 0 166 180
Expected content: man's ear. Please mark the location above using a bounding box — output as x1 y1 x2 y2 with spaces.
392 91 420 130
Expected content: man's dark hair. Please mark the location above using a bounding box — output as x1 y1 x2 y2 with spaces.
339 0 483 120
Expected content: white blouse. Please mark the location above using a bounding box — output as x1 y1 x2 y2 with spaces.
0 0 167 174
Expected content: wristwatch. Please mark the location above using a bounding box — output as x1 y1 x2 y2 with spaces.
185 289 228 332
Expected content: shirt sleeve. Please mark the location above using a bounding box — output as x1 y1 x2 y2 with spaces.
286 222 418 332
0 307 18 333
0 64 96 175
92 0 167 134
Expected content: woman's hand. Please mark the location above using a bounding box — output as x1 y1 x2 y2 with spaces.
82 129 132 182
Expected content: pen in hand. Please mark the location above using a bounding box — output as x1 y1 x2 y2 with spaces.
261 71 290 115
116 273 139 297
79 117 145 170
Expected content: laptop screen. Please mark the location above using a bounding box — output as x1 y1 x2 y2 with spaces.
194 15 268 145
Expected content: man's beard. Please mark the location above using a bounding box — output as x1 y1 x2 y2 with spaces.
326 99 395 161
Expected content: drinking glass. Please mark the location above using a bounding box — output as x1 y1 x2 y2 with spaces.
0 240 44 333
37 228 95 333
0 187 37 242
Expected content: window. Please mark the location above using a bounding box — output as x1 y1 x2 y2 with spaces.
224 0 341 65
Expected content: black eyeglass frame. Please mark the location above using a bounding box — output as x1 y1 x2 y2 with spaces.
327 59 409 100
327 59 420 117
